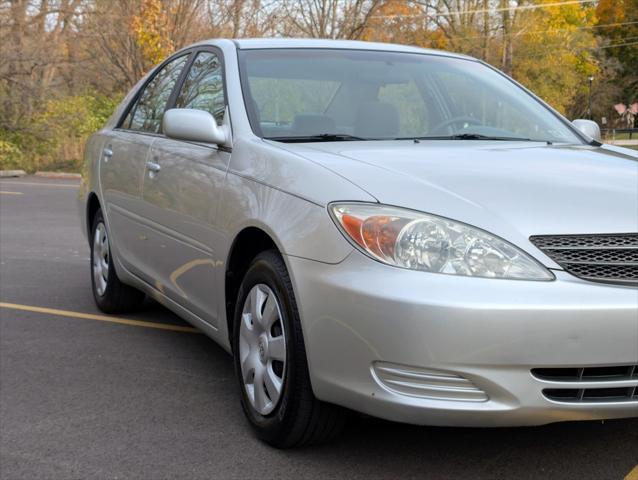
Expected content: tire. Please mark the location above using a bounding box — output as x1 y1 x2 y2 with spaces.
232 250 346 448
90 208 145 313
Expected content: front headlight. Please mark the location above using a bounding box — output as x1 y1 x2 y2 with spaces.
329 203 553 281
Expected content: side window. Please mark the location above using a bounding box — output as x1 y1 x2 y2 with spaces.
123 54 189 133
175 51 226 125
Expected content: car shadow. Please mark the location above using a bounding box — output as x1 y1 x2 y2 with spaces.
140 298 638 480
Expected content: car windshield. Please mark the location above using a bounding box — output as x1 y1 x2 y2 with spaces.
238 48 583 144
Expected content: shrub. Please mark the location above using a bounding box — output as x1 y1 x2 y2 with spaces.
31 92 120 172
0 137 26 170
0 92 121 173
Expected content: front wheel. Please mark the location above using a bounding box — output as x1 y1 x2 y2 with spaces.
90 208 145 313
233 250 346 448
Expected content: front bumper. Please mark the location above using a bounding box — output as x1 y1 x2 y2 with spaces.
287 251 638 426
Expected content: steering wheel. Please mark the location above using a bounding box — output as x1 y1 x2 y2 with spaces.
431 116 482 135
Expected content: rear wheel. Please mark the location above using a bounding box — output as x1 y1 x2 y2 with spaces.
233 250 346 448
90 209 144 313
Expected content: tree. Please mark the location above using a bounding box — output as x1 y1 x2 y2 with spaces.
596 0 638 104
512 0 598 114
361 0 432 45
131 0 175 67
0 0 634 173
279 0 382 39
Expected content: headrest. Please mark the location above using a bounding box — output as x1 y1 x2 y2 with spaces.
292 114 336 135
354 102 400 138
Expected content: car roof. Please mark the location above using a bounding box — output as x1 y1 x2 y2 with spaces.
195 38 475 61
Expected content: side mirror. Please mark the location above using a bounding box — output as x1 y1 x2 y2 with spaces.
163 108 229 146
572 119 601 142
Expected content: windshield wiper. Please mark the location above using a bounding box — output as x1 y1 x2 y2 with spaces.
404 133 549 142
452 133 536 141
266 133 368 143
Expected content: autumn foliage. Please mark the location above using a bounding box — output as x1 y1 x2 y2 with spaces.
1 0 636 172
131 0 175 67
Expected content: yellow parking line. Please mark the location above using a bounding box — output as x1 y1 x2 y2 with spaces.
626 465 638 480
0 191 23 195
0 302 200 334
0 181 77 188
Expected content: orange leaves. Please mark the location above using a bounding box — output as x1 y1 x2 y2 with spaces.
361 0 427 45
131 0 174 67
596 0 627 23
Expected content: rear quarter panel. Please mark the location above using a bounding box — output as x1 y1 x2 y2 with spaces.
78 130 108 240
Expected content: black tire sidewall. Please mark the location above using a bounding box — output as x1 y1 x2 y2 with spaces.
90 209 120 309
232 252 307 442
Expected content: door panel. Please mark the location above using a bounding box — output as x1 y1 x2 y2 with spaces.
139 138 230 325
99 131 153 276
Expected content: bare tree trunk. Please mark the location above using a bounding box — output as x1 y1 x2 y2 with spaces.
280 0 380 39
500 0 512 75
482 0 489 60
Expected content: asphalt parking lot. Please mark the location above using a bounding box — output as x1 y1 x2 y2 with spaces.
1 176 637 480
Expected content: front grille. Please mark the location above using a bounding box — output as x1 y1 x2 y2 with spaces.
530 233 638 286
543 387 638 403
532 365 638 382
548 249 638 264
533 365 638 404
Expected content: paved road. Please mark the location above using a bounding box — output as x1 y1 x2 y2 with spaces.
1 177 637 480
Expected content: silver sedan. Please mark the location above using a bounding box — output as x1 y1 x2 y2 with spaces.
79 38 638 448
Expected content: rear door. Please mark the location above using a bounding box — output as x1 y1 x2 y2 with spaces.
100 53 190 278
139 48 230 326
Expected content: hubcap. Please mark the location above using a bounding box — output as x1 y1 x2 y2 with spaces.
239 284 287 415
92 222 109 296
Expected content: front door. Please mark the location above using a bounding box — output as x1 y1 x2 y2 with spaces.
140 49 230 326
100 53 190 280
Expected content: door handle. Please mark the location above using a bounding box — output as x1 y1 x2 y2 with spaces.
146 161 161 174
103 147 113 162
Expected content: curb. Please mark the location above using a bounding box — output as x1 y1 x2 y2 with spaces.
34 171 82 179
0 170 26 178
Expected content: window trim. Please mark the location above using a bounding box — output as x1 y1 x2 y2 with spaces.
116 45 230 146
115 48 196 132
171 46 229 127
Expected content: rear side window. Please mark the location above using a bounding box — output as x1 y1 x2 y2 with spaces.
123 54 189 133
175 51 226 125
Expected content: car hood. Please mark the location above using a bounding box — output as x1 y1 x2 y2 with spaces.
276 140 638 268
